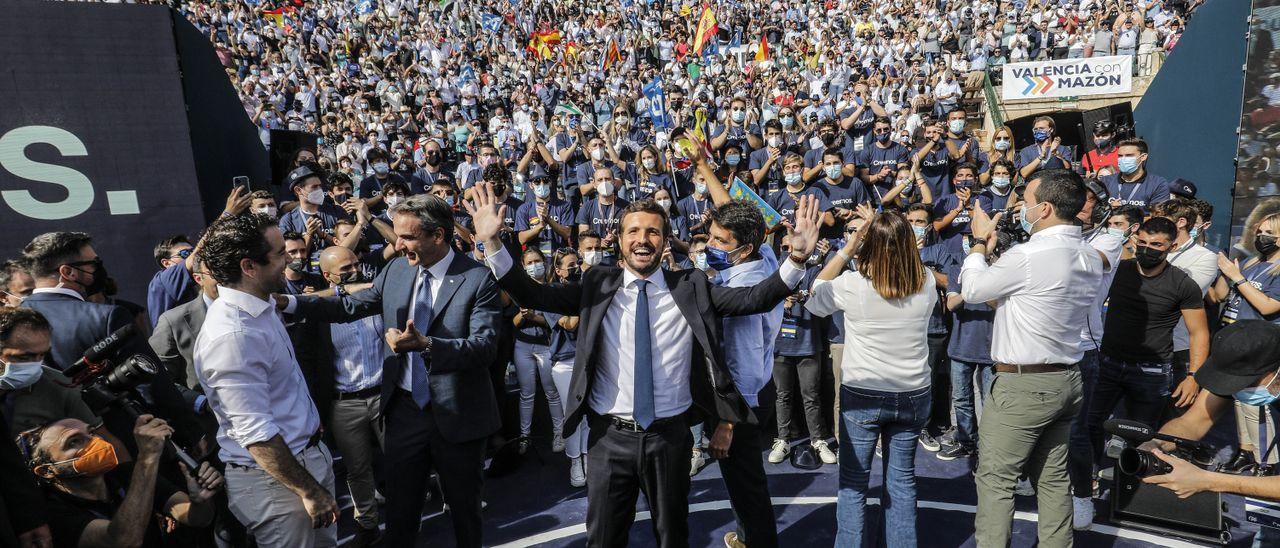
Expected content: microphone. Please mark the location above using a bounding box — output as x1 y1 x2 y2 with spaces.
1104 418 1211 452
64 323 136 379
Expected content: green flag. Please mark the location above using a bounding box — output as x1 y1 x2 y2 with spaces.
554 103 584 117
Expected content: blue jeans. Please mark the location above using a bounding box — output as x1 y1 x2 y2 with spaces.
1086 353 1172 465
837 384 931 548
950 360 994 446
1069 349 1101 497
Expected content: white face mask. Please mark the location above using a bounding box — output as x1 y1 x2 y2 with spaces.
257 206 278 217
597 181 615 197
642 158 657 170
767 136 783 148
582 250 603 266
591 148 606 161
304 188 326 205
656 199 672 209
384 195 403 208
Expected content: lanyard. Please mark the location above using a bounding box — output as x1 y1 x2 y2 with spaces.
596 199 616 225
1263 405 1278 464
1121 180 1143 202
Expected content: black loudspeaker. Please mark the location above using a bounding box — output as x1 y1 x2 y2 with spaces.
1081 102 1135 148
1110 468 1230 545
269 130 319 192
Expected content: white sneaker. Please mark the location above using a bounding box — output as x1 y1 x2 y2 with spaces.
569 456 586 488
812 439 838 464
1015 477 1036 497
690 448 706 476
1072 496 1095 530
768 439 790 464
552 431 566 453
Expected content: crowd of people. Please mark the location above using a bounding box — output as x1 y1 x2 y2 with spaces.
11 0 1280 547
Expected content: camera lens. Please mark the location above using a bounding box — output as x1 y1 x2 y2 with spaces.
1119 447 1173 478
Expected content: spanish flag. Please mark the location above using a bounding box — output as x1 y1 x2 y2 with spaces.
602 39 621 72
263 7 287 27
754 34 770 63
693 6 717 55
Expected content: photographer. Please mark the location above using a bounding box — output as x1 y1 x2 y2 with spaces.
0 308 108 436
1140 321 1280 546
22 414 223 548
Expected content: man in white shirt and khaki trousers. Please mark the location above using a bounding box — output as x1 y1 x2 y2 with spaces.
961 170 1105 547
193 214 339 547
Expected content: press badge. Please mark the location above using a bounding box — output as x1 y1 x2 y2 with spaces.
1246 497 1280 530
780 316 799 339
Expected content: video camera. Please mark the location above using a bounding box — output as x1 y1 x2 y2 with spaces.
991 203 1030 257
1103 419 1230 544
1104 419 1214 478
62 324 200 470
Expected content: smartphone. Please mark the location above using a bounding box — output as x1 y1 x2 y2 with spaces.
233 176 251 192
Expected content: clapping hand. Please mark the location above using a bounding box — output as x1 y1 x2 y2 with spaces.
462 182 508 249
787 194 822 260
1218 253 1243 281
969 206 1003 248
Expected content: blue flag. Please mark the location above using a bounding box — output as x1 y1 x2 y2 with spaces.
642 76 670 130
354 0 374 14
481 13 503 33
460 65 477 83
621 0 633 7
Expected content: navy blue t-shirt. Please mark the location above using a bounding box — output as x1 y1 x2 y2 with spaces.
1224 261 1280 323
978 187 1014 213
920 242 959 335
1101 172 1172 213
776 266 823 356
676 194 714 236
857 142 911 197
944 263 995 364
916 146 953 198
515 198 576 256
1014 143 1071 174
514 308 551 345
545 311 578 362
631 173 676 201
575 197 630 239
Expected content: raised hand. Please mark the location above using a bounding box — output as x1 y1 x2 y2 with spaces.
462 182 508 249
787 194 822 259
224 184 253 216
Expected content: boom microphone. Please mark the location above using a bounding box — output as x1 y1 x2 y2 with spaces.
1104 418 1211 452
63 323 136 379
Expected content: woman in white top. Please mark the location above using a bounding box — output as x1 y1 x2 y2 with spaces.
806 207 937 548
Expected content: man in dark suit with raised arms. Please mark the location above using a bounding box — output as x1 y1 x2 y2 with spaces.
466 182 822 547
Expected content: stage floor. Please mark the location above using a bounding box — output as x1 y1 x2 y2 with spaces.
329 436 1260 547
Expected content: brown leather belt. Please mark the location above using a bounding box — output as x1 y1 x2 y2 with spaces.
994 363 1074 374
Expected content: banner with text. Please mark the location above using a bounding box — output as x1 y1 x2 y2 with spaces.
1002 56 1133 101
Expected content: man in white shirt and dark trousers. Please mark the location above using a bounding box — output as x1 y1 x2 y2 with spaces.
467 183 821 547
961 170 1105 547
193 214 339 547
317 246 384 546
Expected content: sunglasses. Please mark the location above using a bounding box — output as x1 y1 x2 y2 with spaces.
171 249 193 260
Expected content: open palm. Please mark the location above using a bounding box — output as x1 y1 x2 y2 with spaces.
462 182 507 247
788 194 822 258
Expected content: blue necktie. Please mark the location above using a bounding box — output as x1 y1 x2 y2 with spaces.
633 280 655 429
409 270 433 409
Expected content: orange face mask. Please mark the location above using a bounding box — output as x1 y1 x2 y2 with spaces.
36 436 119 478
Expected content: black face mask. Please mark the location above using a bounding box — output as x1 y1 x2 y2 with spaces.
287 258 308 273
1134 245 1167 270
1258 234 1280 258
565 269 582 283
339 269 368 284
821 133 837 147
425 152 441 166
68 259 108 297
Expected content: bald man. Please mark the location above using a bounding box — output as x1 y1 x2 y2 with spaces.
316 246 386 544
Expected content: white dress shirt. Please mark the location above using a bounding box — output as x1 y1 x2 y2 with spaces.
400 248 455 393
1080 229 1125 351
194 287 321 467
31 287 85 301
961 224 1105 366
485 244 805 420
806 269 937 391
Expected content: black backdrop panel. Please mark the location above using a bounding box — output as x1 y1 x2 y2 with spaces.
0 2 204 303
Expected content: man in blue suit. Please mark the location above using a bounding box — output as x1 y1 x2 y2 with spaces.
283 194 501 548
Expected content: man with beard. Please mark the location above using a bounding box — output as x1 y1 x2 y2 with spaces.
194 214 339 546
467 182 822 546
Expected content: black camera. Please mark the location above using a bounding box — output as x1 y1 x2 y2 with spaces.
1118 446 1174 478
1105 419 1214 478
62 324 160 415
992 204 1030 257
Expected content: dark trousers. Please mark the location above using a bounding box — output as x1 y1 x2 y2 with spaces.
926 332 952 433
720 408 779 548
1086 354 1172 466
383 391 487 548
585 413 693 548
1068 349 1101 498
774 354 829 440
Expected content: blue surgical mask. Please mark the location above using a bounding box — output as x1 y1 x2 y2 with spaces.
534 184 551 199
1235 370 1280 406
991 176 1011 188
1117 156 1140 174
1189 226 1201 241
912 225 928 239
993 138 1011 151
696 183 708 195
824 165 842 180
704 244 743 271
725 154 741 166
0 360 43 391
694 252 709 270
1020 201 1044 233
784 173 803 186
948 119 966 134
1033 129 1050 142
525 262 546 279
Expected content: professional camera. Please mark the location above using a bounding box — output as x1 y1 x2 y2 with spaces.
991 203 1030 257
1106 418 1215 478
62 324 160 416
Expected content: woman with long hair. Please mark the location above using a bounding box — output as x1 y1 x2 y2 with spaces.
633 144 675 201
806 207 938 547
982 125 1017 184
512 248 564 454
544 248 588 487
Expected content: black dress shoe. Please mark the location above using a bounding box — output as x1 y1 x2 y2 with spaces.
1222 447 1259 475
